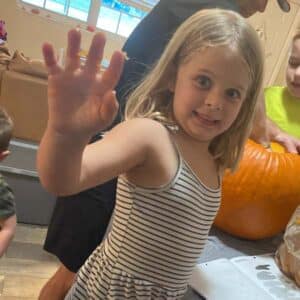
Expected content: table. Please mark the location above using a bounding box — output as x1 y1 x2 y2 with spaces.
182 226 283 299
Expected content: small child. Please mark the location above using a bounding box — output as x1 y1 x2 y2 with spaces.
0 107 16 257
265 31 300 147
38 9 264 299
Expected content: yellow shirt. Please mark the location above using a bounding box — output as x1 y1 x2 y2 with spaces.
264 86 300 138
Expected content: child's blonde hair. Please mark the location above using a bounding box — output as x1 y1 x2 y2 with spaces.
125 9 264 171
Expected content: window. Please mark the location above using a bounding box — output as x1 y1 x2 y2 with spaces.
22 0 91 21
96 0 146 37
20 0 159 37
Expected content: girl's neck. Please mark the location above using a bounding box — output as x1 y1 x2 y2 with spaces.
173 129 211 157
171 127 220 189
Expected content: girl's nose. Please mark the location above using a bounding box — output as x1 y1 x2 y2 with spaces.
204 92 222 111
295 66 300 77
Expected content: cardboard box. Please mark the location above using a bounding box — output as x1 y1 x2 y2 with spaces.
0 70 48 142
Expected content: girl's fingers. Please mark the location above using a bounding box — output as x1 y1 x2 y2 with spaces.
83 32 106 74
42 43 61 75
104 51 125 89
65 29 81 72
95 51 125 96
98 90 119 127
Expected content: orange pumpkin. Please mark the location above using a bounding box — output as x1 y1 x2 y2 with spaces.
214 139 300 240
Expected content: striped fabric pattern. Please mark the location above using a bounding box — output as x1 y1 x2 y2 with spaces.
65 155 221 300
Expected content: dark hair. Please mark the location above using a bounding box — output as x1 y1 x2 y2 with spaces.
0 107 13 152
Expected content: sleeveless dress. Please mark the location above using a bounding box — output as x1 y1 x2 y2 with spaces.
65 143 221 299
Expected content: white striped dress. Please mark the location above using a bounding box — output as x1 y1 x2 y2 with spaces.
65 147 221 300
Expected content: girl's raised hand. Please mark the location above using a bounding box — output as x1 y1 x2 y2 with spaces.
42 29 124 138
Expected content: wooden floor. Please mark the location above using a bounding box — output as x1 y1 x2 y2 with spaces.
0 223 282 299
0 224 59 299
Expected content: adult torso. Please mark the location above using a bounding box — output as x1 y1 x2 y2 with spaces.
122 0 239 66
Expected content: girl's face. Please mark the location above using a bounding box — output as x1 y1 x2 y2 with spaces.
171 46 250 144
286 37 300 98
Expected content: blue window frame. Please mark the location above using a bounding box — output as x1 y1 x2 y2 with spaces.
97 0 147 37
20 0 159 37
22 0 91 21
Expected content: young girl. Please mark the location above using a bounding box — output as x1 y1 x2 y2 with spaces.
38 9 264 299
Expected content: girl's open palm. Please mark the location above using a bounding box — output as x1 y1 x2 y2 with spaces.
42 29 124 137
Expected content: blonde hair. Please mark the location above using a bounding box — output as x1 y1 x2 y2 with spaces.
125 9 264 171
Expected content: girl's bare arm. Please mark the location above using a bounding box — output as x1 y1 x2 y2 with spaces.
37 29 126 195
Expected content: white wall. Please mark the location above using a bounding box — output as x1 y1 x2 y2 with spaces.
1 0 126 60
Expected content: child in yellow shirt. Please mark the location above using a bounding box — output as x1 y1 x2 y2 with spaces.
265 32 300 139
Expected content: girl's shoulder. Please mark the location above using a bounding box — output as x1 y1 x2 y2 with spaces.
121 117 167 129
116 119 180 189
111 118 170 141
103 118 174 159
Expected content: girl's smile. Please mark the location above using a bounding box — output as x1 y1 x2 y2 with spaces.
191 111 220 128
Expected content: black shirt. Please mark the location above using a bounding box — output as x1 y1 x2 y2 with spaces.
123 0 239 65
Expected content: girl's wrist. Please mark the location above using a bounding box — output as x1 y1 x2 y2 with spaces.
44 125 91 148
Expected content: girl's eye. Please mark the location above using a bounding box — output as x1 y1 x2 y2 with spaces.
197 75 212 89
226 88 241 101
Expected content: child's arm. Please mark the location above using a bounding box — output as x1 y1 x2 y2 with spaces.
37 29 154 195
0 214 16 257
39 118 158 195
